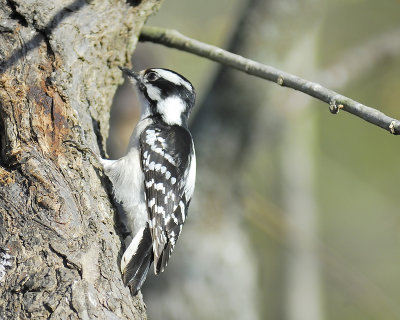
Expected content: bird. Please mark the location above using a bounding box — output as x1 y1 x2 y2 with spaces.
101 67 197 295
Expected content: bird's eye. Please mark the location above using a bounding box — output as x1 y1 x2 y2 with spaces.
146 71 159 82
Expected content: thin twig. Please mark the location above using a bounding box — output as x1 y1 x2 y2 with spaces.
139 26 400 135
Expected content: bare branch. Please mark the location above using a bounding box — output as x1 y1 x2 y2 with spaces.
139 26 400 135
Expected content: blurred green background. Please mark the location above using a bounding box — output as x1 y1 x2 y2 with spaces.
109 0 400 319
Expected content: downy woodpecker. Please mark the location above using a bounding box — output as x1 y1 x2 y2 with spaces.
101 68 196 295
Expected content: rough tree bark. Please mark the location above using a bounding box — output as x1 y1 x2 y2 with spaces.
0 0 162 319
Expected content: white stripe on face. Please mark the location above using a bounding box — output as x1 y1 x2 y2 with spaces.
146 84 162 102
152 69 192 91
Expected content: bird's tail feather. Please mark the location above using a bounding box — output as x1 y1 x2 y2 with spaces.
121 225 153 295
155 241 173 274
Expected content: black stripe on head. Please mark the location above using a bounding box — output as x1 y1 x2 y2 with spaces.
145 68 196 108
138 68 196 126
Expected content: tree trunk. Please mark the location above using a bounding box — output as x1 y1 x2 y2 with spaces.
242 1 324 318
189 0 323 319
0 0 162 318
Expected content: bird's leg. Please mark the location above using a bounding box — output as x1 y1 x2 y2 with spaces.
63 140 103 171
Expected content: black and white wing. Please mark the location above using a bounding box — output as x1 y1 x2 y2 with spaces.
140 123 196 274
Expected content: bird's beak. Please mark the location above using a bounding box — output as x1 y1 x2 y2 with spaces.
119 67 141 82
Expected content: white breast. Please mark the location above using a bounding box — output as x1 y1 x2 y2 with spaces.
101 118 152 235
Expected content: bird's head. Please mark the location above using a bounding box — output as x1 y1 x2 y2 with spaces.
121 67 196 127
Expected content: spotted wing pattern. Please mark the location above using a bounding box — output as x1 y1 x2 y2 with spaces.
140 123 194 274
